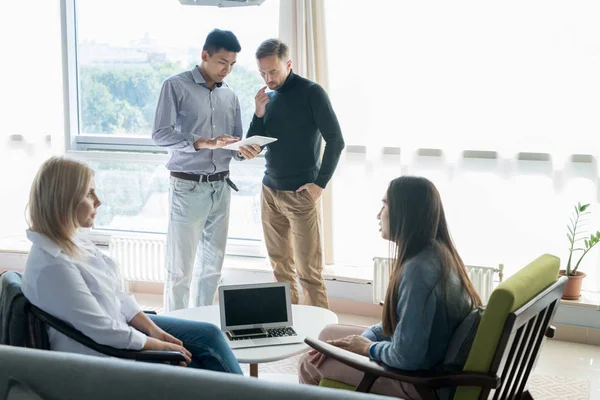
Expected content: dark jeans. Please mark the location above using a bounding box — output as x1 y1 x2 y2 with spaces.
148 315 242 374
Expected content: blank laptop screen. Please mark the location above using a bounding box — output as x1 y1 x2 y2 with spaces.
223 286 288 327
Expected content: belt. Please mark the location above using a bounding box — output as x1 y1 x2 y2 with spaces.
170 171 229 182
170 171 238 192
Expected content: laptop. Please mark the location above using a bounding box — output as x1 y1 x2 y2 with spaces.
218 282 303 349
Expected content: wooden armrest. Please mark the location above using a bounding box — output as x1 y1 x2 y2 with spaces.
545 325 556 339
29 305 185 364
305 337 500 389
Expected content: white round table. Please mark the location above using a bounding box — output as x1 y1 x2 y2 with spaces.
164 304 338 377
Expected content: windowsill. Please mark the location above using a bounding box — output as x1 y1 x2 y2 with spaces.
560 291 600 309
0 236 596 303
0 235 31 254
221 255 373 284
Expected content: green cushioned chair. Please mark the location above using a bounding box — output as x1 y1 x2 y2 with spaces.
305 254 567 400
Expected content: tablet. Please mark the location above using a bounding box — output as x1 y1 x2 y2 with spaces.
223 135 278 151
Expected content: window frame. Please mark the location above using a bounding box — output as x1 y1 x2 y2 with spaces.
74 135 161 153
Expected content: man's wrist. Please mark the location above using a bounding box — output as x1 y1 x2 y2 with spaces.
314 180 326 190
194 138 212 150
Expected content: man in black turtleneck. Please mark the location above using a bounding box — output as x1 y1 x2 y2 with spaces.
247 39 344 309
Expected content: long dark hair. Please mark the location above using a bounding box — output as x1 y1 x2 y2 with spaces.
381 176 482 337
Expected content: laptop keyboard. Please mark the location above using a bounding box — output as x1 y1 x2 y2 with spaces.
230 336 257 341
266 327 297 337
227 327 298 341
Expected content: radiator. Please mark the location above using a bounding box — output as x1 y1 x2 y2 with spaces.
109 235 167 285
373 257 503 305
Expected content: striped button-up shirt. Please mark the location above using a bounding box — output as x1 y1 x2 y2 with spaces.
152 66 243 174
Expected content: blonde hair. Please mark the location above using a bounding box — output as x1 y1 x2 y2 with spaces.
255 38 289 60
27 156 94 257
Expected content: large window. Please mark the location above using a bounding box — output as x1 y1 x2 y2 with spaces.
65 0 279 253
325 0 600 290
73 0 279 141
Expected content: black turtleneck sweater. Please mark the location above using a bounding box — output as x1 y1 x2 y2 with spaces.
246 71 345 191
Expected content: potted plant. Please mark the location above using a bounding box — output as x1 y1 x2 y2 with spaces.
562 202 600 299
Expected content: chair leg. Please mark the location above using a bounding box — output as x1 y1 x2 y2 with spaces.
355 373 378 393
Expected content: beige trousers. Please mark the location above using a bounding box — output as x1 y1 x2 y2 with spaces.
261 185 329 309
298 324 421 399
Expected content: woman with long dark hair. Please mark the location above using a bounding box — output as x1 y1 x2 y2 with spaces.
299 176 482 398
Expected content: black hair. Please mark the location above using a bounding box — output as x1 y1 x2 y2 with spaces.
203 29 241 54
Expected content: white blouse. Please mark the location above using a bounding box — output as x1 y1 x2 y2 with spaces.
21 230 147 357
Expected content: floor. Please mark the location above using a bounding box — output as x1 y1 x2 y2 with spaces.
534 340 600 399
136 293 600 399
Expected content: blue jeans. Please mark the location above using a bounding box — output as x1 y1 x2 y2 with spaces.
164 176 231 311
149 314 242 374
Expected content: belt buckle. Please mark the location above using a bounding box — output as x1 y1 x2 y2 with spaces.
206 173 219 182
205 171 227 182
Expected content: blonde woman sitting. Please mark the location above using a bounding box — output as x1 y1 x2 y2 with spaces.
22 156 242 374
